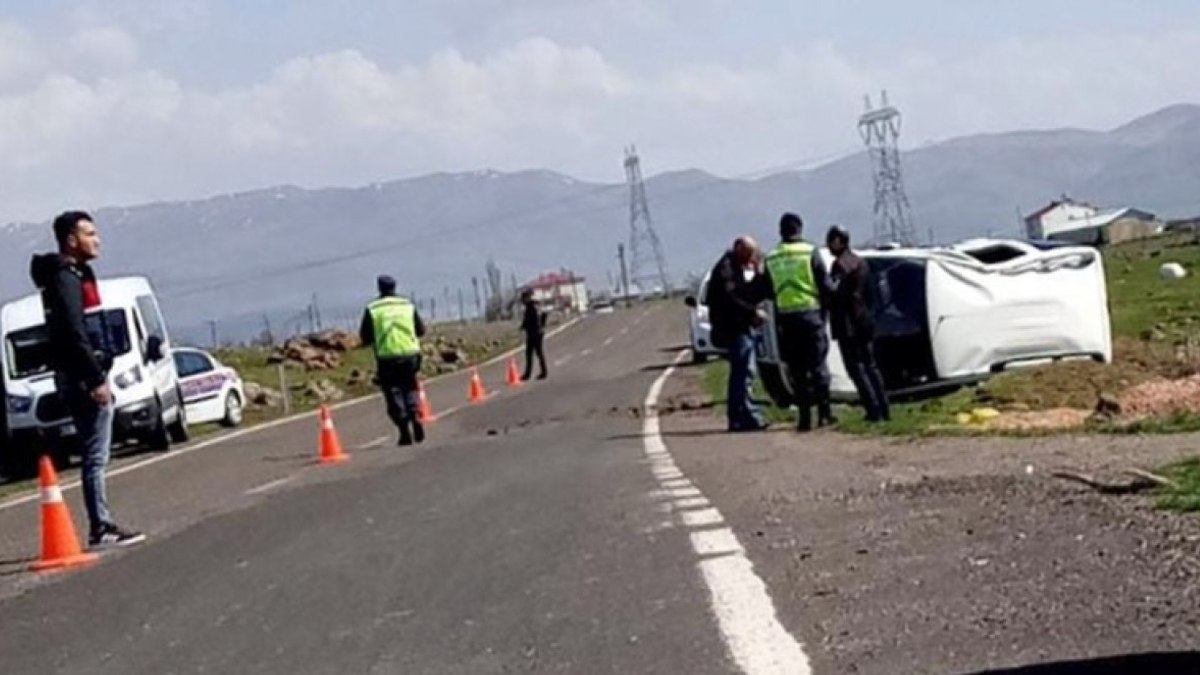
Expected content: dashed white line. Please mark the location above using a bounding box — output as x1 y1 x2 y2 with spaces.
580 348 593 357
643 352 811 675
355 436 391 450
603 337 615 347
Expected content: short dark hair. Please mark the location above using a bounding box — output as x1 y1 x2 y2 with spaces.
779 212 803 238
826 225 850 246
53 211 93 248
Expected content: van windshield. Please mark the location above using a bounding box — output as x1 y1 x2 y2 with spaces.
5 310 133 380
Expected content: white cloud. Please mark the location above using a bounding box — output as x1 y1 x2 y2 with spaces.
1 16 1200 223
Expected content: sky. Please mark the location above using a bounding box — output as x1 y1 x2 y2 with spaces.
2 0 1200 224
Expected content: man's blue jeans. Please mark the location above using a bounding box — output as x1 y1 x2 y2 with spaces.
726 332 765 431
57 376 115 534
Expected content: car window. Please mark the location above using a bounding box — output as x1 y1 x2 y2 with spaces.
137 295 167 343
174 351 214 378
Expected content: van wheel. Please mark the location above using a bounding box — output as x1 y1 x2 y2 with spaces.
168 392 190 443
147 397 171 452
221 392 244 428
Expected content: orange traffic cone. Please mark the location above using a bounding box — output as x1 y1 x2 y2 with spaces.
468 368 488 404
31 456 98 572
417 380 437 423
317 405 350 465
506 357 523 388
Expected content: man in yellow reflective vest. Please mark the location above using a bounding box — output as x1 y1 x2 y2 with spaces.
763 213 835 431
359 275 428 446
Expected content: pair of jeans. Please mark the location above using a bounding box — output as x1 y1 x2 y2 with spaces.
523 332 547 379
725 332 765 430
377 356 421 431
57 375 114 534
839 337 890 421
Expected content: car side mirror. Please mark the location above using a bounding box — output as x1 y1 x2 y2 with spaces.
684 296 697 308
146 336 164 363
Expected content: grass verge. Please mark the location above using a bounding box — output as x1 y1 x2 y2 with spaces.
1156 458 1200 513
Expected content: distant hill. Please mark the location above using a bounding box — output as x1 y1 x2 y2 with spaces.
3 104 1199 344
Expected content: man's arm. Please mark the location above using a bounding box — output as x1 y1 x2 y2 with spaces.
812 254 831 314
359 309 374 348
52 268 105 390
719 259 760 319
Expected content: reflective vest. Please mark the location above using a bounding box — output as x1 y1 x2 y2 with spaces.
765 241 819 312
368 296 419 358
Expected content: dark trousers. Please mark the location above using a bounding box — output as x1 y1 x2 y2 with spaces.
725 331 765 430
776 313 831 427
839 337 890 421
377 356 421 431
523 332 547 378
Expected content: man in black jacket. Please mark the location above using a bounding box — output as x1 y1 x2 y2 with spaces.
30 211 144 548
826 226 890 422
705 237 769 432
519 290 548 381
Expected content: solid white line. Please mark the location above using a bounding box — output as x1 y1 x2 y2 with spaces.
643 351 811 675
355 436 391 450
0 318 584 512
245 476 295 496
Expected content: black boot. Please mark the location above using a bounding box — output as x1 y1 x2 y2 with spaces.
412 419 425 444
398 422 414 446
796 408 813 432
817 403 838 428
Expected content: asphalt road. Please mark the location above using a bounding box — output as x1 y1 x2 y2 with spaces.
0 303 745 675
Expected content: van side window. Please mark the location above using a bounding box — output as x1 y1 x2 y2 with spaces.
137 295 166 342
131 308 148 359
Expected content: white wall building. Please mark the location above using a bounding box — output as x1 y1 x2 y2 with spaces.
1024 197 1161 244
523 271 589 314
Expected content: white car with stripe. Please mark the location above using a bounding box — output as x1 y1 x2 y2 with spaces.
172 348 245 427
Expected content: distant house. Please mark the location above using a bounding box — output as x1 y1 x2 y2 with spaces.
1024 196 1162 245
522 270 589 313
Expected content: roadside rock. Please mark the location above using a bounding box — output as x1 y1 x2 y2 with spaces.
304 379 345 403
244 382 284 408
309 329 361 352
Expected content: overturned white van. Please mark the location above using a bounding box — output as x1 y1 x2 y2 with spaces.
757 239 1113 406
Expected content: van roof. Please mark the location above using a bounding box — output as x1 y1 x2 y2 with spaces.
1 276 155 332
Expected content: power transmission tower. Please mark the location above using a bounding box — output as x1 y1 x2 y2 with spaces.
617 243 631 306
623 146 671 294
858 91 918 247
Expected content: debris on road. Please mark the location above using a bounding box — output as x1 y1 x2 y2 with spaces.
1051 468 1178 495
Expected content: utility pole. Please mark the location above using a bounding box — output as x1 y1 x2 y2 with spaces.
617 243 631 306
311 294 323 331
207 320 218 349
458 287 465 323
859 90 918 247
472 276 482 320
624 146 672 294
261 314 274 346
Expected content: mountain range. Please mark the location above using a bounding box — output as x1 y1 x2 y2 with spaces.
2 103 1199 345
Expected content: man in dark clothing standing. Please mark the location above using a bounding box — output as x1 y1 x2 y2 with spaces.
520 290 548 381
826 226 890 422
360 275 428 446
762 213 835 431
705 237 769 432
30 211 145 548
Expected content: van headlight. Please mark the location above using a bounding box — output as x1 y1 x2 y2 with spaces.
6 394 33 414
114 366 144 390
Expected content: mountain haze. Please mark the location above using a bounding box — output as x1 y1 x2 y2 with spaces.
2 104 1198 344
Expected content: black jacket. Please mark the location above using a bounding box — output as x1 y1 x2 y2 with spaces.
827 251 874 341
520 301 545 337
705 250 767 348
29 253 107 389
359 295 427 356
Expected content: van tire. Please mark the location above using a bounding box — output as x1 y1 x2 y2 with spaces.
147 397 171 452
168 389 190 444
692 351 709 364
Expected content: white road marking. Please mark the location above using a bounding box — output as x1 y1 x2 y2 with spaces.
619 327 629 336
0 319 584 513
643 351 811 675
355 436 391 450
554 354 574 367
603 337 615 347
245 476 295 496
580 348 593 357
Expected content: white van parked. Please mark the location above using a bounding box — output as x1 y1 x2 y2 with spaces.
2 276 187 469
756 239 1113 405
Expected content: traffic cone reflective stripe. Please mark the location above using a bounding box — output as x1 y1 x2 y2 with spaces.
30 456 98 572
506 358 522 388
317 405 350 465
